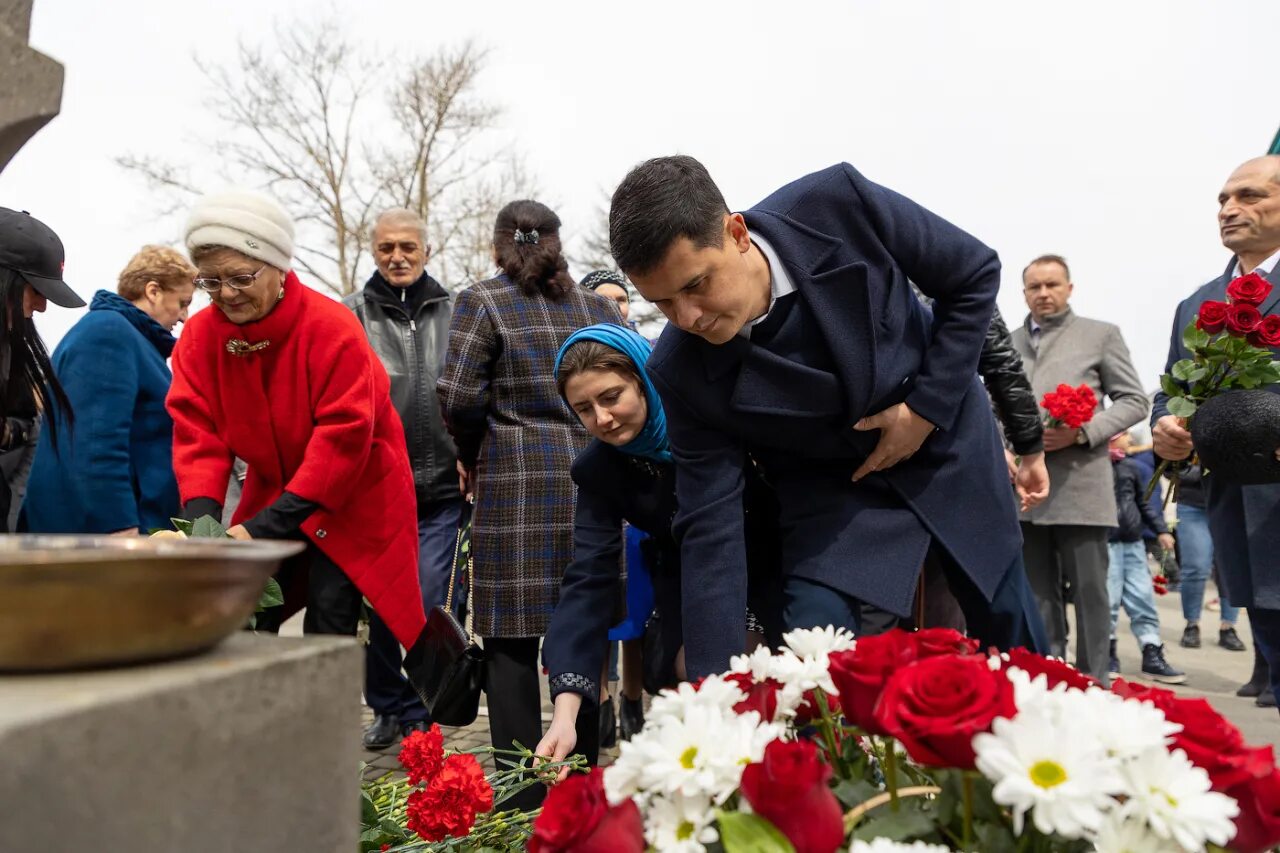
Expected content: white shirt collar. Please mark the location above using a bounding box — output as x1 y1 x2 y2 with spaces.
738 233 797 339
1232 247 1280 278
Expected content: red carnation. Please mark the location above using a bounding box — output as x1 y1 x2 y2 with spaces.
1000 647 1097 691
528 768 644 853
1249 314 1280 349
1227 272 1275 306
1227 302 1263 337
406 753 494 842
399 724 446 785
1196 299 1230 334
874 654 1016 769
740 739 844 853
1040 383 1097 429
725 672 785 721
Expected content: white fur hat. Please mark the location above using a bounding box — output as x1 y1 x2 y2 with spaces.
184 189 295 271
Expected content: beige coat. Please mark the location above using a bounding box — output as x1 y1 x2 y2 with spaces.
1011 308 1148 527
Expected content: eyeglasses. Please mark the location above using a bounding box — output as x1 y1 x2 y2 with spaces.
194 264 267 293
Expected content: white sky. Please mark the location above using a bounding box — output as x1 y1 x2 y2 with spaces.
3 0 1278 391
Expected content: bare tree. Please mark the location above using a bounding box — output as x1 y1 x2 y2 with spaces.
117 20 531 296
568 196 666 338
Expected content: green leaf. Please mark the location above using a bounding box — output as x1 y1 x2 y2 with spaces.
1167 396 1198 419
189 515 229 539
360 791 380 828
717 812 796 853
850 806 935 842
974 820 1020 853
1182 322 1210 351
170 518 194 536
834 779 881 809
1171 359 1197 381
257 577 285 612
1187 365 1209 382
1159 374 1184 398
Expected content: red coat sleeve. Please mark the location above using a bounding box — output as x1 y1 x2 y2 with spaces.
166 335 233 506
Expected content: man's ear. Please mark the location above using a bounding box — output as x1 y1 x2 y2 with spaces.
726 213 751 253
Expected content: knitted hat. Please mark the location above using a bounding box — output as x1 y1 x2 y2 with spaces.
184 189 295 271
580 269 628 292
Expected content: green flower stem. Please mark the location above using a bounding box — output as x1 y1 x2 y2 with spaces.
881 737 901 812
961 771 975 851
815 690 845 777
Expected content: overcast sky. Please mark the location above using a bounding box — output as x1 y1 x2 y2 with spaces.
3 0 1278 390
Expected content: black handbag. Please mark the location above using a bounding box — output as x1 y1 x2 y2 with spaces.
403 508 484 727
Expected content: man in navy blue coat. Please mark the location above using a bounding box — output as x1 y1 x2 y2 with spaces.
609 156 1046 678
1153 155 1280 707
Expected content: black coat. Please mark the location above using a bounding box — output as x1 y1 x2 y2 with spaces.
1110 457 1168 543
345 272 457 508
981 308 1042 456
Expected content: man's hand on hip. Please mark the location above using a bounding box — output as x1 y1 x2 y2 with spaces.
1152 415 1193 461
851 403 936 482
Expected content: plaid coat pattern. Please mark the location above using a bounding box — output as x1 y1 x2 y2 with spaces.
437 274 621 637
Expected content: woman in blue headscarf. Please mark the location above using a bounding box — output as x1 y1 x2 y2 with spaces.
536 324 780 780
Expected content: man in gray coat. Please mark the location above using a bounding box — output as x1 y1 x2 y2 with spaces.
1011 255 1158 684
1154 155 1280 708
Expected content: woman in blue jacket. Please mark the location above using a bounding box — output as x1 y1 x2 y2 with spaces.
536 324 779 779
25 246 196 534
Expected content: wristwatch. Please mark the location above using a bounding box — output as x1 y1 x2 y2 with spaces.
1074 430 1089 447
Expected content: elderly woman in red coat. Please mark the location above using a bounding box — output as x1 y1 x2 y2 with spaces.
166 189 424 648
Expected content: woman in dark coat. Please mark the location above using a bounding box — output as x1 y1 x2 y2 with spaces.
536 324 780 780
26 246 195 534
436 201 619 809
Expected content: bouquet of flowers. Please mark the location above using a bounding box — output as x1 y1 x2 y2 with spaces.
1040 383 1098 430
1147 271 1280 500
365 626 1280 852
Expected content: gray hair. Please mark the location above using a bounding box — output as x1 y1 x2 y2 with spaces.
370 208 429 247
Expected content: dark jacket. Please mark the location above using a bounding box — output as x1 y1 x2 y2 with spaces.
345 271 457 509
980 308 1042 455
25 290 179 533
1110 456 1168 543
649 162 1022 677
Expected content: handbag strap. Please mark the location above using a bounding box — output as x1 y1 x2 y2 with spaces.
445 506 476 641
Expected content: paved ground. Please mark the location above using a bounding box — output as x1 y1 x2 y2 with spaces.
322 588 1277 779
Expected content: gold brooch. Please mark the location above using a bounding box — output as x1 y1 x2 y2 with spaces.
226 339 271 356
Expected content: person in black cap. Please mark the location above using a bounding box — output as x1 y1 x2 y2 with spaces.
580 269 634 329
0 206 84 530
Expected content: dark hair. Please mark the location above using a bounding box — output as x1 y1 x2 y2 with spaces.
493 200 574 299
609 155 729 275
1022 254 1070 282
0 267 73 447
556 340 643 401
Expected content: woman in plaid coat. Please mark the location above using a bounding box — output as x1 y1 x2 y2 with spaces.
437 199 619 808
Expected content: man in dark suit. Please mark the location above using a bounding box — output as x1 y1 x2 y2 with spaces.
1153 154 1280 707
608 156 1046 678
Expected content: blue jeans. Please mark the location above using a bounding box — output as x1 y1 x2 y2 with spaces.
1107 540 1162 649
1176 504 1240 625
365 498 465 721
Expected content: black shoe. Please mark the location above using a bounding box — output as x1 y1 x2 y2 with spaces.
1238 649 1269 697
619 696 645 741
1141 644 1187 685
1219 627 1247 652
401 719 431 737
362 713 401 750
599 696 617 749
1180 623 1201 649
1257 690 1278 708
1108 638 1120 675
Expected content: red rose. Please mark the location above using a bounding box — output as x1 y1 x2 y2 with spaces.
1196 299 1230 334
874 654 1016 769
1249 314 1280 349
1227 769 1280 853
399 724 446 785
1001 647 1097 691
406 753 494 842
1227 272 1275 306
1227 302 1263 337
911 627 981 658
740 739 844 853
528 768 644 853
828 630 919 735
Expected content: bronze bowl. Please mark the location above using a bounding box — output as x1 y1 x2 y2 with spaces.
0 535 305 671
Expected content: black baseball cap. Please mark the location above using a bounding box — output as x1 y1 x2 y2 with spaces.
0 207 84 308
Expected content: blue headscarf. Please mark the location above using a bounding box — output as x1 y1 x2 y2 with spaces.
554 324 672 464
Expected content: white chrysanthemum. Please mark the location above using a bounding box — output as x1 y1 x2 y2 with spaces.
611 703 781 805
782 624 856 658
729 644 778 680
727 646 805 721
973 706 1125 838
644 791 719 852
647 675 745 726
848 840 950 852
1117 747 1238 852
1058 688 1181 761
1092 810 1171 853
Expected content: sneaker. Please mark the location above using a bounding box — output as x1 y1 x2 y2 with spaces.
1108 638 1120 675
1180 623 1201 649
1219 627 1247 652
1141 644 1187 685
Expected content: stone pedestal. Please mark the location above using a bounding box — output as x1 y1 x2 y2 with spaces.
0 0 63 173
0 633 363 852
